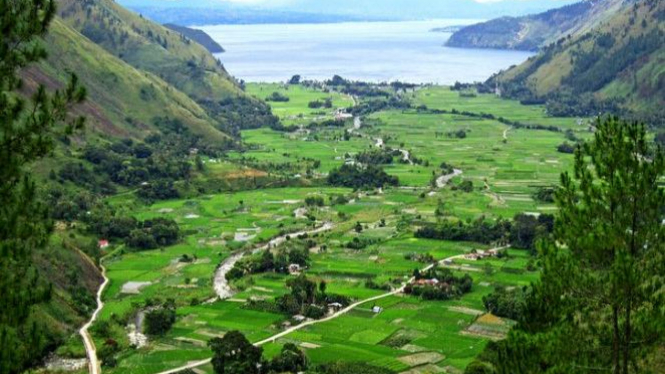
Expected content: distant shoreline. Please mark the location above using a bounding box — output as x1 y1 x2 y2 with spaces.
200 20 532 85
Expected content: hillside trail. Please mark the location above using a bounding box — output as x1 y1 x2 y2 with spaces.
80 263 109 374
503 127 511 141
156 245 509 374
61 241 108 374
353 116 362 131
484 181 505 206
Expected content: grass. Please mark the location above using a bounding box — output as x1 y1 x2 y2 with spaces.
246 83 354 127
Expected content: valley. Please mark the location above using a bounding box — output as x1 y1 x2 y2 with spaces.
62 82 586 374
4 1 663 373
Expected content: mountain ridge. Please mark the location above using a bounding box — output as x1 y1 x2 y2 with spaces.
164 24 225 54
487 0 664 122
447 0 628 51
119 0 578 24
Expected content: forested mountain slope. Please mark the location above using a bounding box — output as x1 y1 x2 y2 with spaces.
487 0 664 122
447 0 628 51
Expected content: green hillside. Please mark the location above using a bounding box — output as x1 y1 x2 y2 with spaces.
57 0 236 99
488 0 664 122
447 0 627 51
25 18 232 144
55 0 275 137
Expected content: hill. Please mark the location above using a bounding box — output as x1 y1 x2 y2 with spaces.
164 24 225 53
55 0 275 138
24 18 231 144
446 0 627 51
486 0 665 122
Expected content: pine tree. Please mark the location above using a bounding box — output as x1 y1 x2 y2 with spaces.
0 1 86 373
490 117 665 373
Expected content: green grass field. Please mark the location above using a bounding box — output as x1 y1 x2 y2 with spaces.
246 83 354 127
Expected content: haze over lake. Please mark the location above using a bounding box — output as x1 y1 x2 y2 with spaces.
200 20 534 84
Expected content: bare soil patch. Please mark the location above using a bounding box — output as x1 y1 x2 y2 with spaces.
398 352 445 367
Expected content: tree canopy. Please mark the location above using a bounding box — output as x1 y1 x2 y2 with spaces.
0 1 86 372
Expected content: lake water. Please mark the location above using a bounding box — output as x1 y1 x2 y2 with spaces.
199 20 534 84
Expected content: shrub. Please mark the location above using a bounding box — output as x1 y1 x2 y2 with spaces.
557 142 576 154
265 92 290 102
327 164 399 189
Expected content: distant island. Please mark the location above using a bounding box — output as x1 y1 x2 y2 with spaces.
164 23 224 53
133 7 372 26
430 25 465 33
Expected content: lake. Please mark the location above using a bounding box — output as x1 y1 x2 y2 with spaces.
199 20 534 84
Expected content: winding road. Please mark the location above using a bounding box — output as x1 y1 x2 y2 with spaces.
214 222 334 299
80 264 109 374
436 169 464 188
155 246 508 374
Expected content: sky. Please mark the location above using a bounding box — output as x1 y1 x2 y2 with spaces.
118 0 579 19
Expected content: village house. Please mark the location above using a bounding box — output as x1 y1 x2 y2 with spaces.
465 250 495 261
464 253 480 261
415 278 440 286
98 239 109 249
289 264 303 274
334 108 353 121
328 302 343 313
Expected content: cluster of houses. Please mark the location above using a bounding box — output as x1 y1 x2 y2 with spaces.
334 108 353 121
463 249 497 261
283 302 381 327
413 278 441 286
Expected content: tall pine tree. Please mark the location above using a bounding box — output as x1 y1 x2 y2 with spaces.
0 1 86 372
479 117 665 374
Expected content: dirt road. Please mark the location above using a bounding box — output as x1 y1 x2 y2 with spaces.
213 222 334 299
436 169 463 188
80 264 109 374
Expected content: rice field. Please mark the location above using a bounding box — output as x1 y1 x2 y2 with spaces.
95 84 579 373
